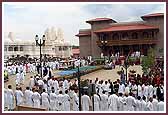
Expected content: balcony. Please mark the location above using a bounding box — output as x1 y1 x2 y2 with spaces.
97 39 158 46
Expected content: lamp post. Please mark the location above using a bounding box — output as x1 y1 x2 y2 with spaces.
35 35 46 78
101 40 108 65
77 61 81 111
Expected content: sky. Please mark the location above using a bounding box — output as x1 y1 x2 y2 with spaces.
3 2 165 45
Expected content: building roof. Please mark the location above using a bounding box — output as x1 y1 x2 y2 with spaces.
94 24 159 33
141 13 164 18
86 18 117 23
72 49 80 54
75 29 91 37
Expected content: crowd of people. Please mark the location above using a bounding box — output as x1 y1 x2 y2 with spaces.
4 56 164 111
4 73 164 111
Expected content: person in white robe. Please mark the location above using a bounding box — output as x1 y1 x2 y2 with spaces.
41 89 50 110
148 84 153 98
141 96 147 111
15 87 24 106
122 94 128 111
4 88 8 109
29 76 35 90
118 83 125 95
137 84 143 98
152 95 158 111
125 84 130 96
108 92 119 111
93 93 100 111
63 90 71 111
126 93 136 111
117 93 124 111
15 72 20 86
157 97 164 111
63 78 69 90
81 91 91 111
32 89 41 108
146 97 153 111
57 90 64 111
135 96 141 111
131 83 137 97
49 90 57 111
73 90 79 111
20 71 25 85
53 78 59 94
6 85 15 111
24 87 33 106
143 83 149 101
48 78 53 93
100 91 108 111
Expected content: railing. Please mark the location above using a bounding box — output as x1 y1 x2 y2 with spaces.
97 39 158 46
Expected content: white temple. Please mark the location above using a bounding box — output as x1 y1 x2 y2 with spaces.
4 27 73 59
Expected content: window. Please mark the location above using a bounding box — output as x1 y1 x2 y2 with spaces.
14 47 18 51
143 32 149 38
4 46 7 51
20 46 23 51
122 33 128 40
112 33 119 40
132 32 138 39
8 46 13 51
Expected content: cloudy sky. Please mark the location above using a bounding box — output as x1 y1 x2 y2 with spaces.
3 2 165 45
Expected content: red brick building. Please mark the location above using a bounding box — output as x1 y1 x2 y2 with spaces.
76 13 164 58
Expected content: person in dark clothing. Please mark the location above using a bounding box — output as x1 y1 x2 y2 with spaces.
156 85 161 101
109 82 114 95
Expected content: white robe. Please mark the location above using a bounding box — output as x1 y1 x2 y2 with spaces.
93 94 100 111
141 100 147 111
152 98 158 111
108 94 118 111
24 90 33 106
63 94 70 111
148 85 153 98
41 92 50 109
53 80 59 94
125 87 130 95
20 72 25 84
15 90 24 106
81 95 91 111
32 92 41 108
131 84 137 96
29 78 35 89
57 94 64 111
143 86 149 99
118 96 124 111
135 100 141 111
118 84 125 94
73 93 79 111
126 96 136 111
100 94 108 111
63 80 69 90
6 89 14 110
122 96 128 111
49 93 57 110
146 101 153 111
157 101 164 111
137 85 143 97
15 73 20 85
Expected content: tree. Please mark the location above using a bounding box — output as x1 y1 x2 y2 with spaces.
141 47 155 74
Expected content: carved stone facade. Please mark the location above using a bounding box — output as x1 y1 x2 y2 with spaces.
4 28 73 59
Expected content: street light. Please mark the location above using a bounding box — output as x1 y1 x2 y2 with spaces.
35 35 46 78
101 40 108 65
76 60 81 111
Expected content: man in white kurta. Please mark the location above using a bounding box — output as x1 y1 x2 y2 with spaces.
32 90 41 108
152 95 158 111
73 90 79 111
148 84 153 98
93 93 100 111
63 79 69 90
15 87 24 106
141 96 147 111
100 91 108 111
81 92 91 111
6 85 15 111
143 84 149 101
146 98 153 111
135 96 141 111
108 92 119 111
49 90 57 111
57 91 64 111
118 93 124 111
157 98 164 111
24 87 33 106
63 90 71 111
118 83 125 95
126 93 136 111
41 89 50 110
20 71 25 85
137 84 143 98
29 76 35 90
15 72 20 86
